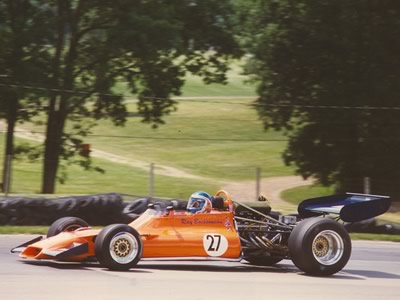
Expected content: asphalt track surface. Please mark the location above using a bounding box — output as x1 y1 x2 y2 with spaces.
1 235 399 300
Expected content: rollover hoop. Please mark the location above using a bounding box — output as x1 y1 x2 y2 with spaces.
215 190 234 213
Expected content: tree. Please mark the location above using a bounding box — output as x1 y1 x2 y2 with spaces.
37 0 240 193
0 0 240 194
240 0 400 199
0 0 52 192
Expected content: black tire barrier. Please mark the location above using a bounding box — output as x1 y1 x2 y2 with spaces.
121 198 150 223
345 218 400 235
0 193 123 226
1 193 399 235
0 194 187 226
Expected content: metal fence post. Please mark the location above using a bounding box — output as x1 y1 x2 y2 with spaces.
149 163 154 197
256 167 261 200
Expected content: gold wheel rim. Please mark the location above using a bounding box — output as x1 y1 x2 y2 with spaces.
312 230 344 266
109 232 139 264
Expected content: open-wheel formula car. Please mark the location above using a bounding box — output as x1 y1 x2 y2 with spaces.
11 190 391 276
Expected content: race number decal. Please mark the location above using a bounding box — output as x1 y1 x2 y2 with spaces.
203 233 228 257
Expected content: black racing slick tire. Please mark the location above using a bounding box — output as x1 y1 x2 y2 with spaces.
47 216 89 237
95 224 142 271
288 217 351 276
244 256 283 266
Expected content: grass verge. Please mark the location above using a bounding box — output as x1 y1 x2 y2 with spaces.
350 233 400 242
0 226 49 235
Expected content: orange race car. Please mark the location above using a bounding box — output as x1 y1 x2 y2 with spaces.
11 190 391 276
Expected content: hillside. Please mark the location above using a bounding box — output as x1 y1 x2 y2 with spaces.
0 65 297 199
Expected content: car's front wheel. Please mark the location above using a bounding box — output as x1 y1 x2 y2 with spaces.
288 217 351 276
47 217 89 237
95 224 142 271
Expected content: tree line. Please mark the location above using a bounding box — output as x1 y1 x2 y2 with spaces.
1 0 400 200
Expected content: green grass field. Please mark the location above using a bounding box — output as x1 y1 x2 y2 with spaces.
83 99 293 181
180 64 257 97
0 136 221 197
2 65 295 197
281 185 335 206
92 68 290 182
114 61 257 97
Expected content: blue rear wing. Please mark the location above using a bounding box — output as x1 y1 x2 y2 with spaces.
298 193 391 223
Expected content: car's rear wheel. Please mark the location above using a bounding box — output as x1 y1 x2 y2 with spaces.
47 216 89 237
288 217 351 276
95 224 142 271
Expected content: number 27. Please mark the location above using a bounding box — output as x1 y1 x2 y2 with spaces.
206 234 221 251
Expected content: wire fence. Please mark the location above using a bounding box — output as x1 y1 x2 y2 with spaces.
3 81 400 110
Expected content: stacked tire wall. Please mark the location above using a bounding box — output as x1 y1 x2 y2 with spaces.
0 193 399 234
0 193 188 226
0 193 125 225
